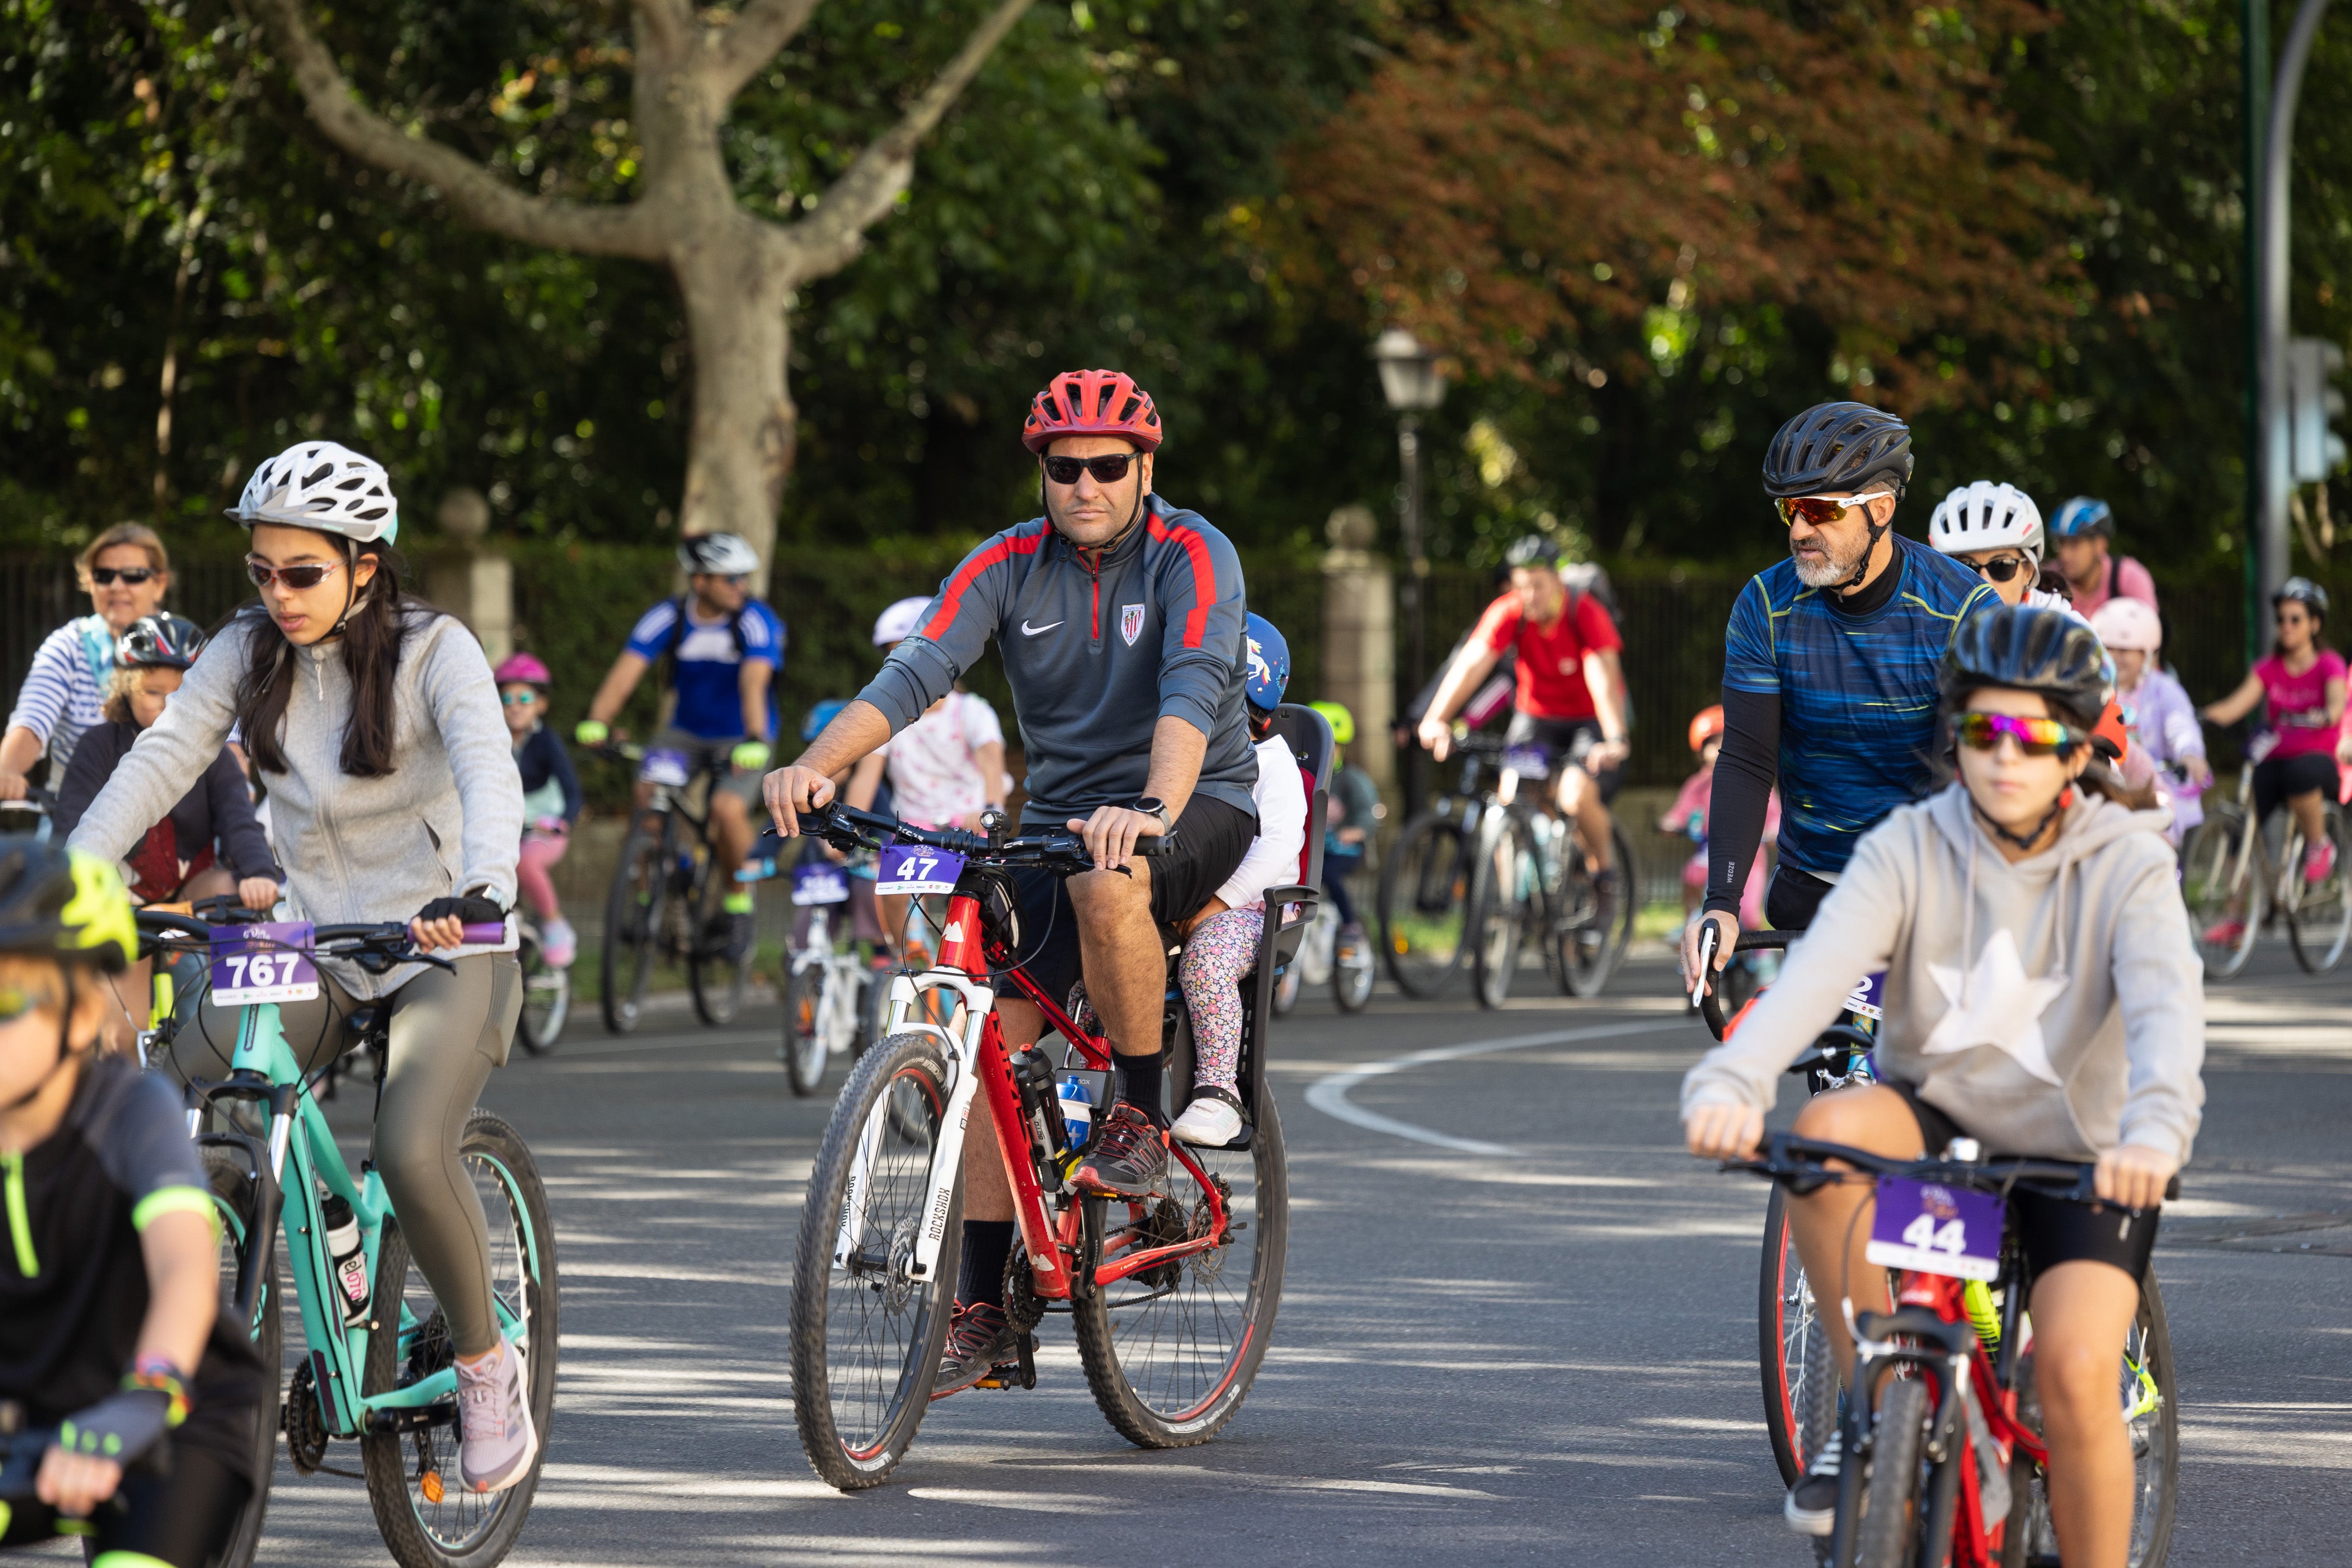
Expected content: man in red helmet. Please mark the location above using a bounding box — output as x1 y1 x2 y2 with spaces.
764 369 1259 1393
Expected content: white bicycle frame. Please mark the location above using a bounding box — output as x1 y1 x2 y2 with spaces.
791 905 868 1054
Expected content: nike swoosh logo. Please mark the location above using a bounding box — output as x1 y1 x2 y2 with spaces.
1020 620 1063 636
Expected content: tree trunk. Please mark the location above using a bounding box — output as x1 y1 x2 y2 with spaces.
673 239 796 580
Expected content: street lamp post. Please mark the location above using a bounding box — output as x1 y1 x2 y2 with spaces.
1373 327 1446 815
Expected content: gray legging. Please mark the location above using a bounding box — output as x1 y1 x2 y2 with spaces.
168 954 522 1357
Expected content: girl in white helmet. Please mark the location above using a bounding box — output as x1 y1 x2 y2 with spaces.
1929 480 2078 616
2089 597 2207 847
65 442 539 1496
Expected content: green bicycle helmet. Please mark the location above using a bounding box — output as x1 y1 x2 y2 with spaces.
0 838 135 975
1309 701 1356 747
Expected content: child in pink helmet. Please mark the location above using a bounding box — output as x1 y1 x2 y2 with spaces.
496 653 583 967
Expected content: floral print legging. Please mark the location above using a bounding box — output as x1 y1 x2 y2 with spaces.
1178 906 1264 1088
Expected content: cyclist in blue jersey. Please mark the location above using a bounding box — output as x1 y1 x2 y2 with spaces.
1683 401 1998 995
577 533 783 961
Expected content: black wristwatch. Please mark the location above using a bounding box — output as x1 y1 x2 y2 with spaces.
1132 796 1174 833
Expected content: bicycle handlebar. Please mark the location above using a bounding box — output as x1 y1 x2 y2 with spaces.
0 784 56 815
764 800 1174 876
1696 929 1795 1039
135 908 504 964
1723 1129 2179 1205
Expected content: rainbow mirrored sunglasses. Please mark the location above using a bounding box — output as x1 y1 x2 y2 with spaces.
1953 711 2084 757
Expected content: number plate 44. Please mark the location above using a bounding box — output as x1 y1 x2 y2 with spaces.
1866 1176 2002 1281
209 921 322 1005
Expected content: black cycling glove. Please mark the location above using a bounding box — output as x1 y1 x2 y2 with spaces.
415 894 506 927
58 1386 174 1468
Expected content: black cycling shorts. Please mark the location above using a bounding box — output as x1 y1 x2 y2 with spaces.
1885 1079 2160 1286
2252 751 2338 823
1766 865 1838 932
0 1439 251 1568
1501 713 1623 804
993 795 1256 1010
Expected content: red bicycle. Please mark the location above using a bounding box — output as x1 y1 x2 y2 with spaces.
782 802 1298 1489
1730 1132 2179 1568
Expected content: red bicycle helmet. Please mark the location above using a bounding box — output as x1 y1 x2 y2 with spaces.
1688 704 1725 754
1021 369 1164 453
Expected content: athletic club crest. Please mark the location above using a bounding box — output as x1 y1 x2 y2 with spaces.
1120 604 1147 646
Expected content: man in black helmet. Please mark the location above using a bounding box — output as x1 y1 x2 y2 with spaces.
1685 402 1998 991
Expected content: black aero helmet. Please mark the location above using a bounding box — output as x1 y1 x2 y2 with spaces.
115 613 206 671
1762 401 1913 500
1940 604 2108 726
2274 576 2330 625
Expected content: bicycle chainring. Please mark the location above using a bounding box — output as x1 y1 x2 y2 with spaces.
1002 1251 1047 1336
286 1359 330 1475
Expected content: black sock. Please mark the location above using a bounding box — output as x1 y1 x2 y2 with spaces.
1113 1044 1168 1125
957 1220 1015 1309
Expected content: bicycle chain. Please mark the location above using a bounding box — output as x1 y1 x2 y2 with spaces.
1002 1251 1047 1336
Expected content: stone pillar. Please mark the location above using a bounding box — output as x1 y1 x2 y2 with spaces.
1319 504 1396 792
425 487 514 664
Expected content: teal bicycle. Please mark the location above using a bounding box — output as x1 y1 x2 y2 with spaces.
139 908 559 1568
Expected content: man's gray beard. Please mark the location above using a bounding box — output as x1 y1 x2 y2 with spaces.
1791 536 1862 587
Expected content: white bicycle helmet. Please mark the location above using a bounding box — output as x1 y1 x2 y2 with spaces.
677 533 761 577
1929 480 2043 563
227 441 399 543
871 596 932 647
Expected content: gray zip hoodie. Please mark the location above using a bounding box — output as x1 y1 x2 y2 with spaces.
68 609 521 999
1681 783 2204 1166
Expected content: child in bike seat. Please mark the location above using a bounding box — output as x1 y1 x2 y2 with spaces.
1681 605 2203 1560
0 842 269 1568
1164 614 1306 1146
494 654 583 969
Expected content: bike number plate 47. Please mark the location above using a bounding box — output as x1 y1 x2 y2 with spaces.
639 748 693 787
1867 1176 2002 1281
878 846 965 897
209 921 322 1005
792 864 851 907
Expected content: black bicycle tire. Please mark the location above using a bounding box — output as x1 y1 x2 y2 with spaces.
2128 1273 2180 1565
1377 810 1471 999
1469 813 1528 1010
1332 925 1375 1013
2288 806 2352 973
1561 818 1641 998
784 961 828 1097
1071 1052 1288 1450
1853 1375 1932 1568
514 933 568 1055
599 820 667 1034
1758 1184 1835 1487
203 1149 281 1568
790 1031 958 1490
686 848 752 1027
2182 806 2260 979
360 1112 559 1568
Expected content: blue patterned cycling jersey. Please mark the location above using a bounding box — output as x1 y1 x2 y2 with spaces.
1723 535 1997 879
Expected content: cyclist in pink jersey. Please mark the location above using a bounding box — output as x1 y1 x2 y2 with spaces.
2201 577 2346 882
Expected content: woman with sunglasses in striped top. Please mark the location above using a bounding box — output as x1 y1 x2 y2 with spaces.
1 524 175 801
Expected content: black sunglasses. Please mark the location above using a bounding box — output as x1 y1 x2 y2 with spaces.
1041 453 1137 486
1972 556 2030 583
89 566 158 586
245 559 341 591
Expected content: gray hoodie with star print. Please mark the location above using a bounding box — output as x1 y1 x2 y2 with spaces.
1681 783 2204 1166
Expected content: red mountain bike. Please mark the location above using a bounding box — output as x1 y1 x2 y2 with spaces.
781 803 1297 1490
1729 1132 2179 1568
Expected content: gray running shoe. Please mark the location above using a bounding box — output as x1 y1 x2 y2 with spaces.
457 1336 539 1494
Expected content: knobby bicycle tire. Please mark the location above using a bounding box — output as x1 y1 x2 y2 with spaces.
1561 819 1640 998
783 960 829 1097
1378 810 1472 999
1469 812 1531 1010
2289 806 2352 974
791 1031 958 1490
205 1149 281 1568
1073 1024 1288 1450
600 819 671 1034
361 1112 559 1568
1853 1375 1932 1568
1759 1184 1836 1487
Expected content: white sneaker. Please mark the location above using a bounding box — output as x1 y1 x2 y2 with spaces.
456 1336 539 1494
1170 1088 1244 1146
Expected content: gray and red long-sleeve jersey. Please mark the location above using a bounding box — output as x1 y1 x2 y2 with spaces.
856 496 1259 827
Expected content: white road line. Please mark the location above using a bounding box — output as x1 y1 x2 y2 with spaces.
1304 1019 1688 1155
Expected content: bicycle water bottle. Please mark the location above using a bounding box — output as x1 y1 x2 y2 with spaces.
321 1193 371 1326
1057 1075 1094 1152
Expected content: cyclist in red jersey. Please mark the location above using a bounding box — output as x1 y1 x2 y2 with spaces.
1416 535 1629 878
